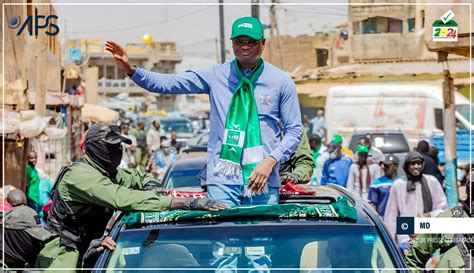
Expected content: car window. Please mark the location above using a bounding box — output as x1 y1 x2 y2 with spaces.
105 224 396 271
349 134 409 154
160 120 193 133
456 104 473 125
165 168 202 189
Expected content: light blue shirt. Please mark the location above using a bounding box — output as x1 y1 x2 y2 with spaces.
131 60 302 187
310 116 325 137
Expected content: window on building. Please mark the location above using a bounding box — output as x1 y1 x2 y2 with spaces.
353 22 362 34
106 65 115 79
434 109 444 130
362 17 377 34
407 18 415 32
421 10 425 28
316 48 328 67
388 18 402 33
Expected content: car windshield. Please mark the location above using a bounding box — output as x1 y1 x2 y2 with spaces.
456 104 473 125
164 168 202 189
349 134 410 154
105 223 396 272
160 120 193 133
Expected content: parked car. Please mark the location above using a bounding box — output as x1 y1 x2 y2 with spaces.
93 184 408 272
157 117 195 144
161 156 206 191
349 130 410 177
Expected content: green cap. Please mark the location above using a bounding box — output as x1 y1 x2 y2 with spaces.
356 145 369 154
331 134 343 144
230 17 264 40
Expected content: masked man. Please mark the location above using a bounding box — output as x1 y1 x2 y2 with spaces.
35 123 226 271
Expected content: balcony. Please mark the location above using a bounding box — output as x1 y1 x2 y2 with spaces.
98 78 144 96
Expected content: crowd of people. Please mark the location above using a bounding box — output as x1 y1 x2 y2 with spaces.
0 15 471 272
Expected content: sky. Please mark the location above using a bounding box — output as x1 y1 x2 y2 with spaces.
55 0 348 67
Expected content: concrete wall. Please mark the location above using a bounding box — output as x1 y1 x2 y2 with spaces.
262 33 339 72
351 32 423 60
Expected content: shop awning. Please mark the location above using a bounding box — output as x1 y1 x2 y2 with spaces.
81 103 119 122
296 82 332 97
28 91 70 106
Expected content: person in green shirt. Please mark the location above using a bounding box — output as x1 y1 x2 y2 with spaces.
279 129 314 184
25 151 41 214
131 120 149 172
34 123 227 272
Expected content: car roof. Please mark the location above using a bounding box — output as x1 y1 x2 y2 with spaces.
121 185 376 229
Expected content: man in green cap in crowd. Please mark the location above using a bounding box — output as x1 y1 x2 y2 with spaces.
320 135 353 187
34 123 227 272
347 145 382 200
105 16 302 206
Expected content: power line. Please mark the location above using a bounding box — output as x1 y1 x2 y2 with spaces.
68 6 212 34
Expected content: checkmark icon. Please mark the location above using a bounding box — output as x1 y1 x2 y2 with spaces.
440 10 455 24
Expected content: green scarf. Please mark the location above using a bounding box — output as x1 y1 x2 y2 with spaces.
215 58 265 196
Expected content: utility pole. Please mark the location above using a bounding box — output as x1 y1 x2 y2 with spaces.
439 51 459 208
251 0 260 19
270 0 285 70
218 0 226 63
35 4 48 116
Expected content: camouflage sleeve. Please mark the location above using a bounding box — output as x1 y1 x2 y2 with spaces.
405 234 439 270
291 130 314 183
115 168 161 190
65 170 171 212
405 210 455 270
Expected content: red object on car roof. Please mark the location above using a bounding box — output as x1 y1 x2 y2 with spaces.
167 189 207 199
279 181 317 195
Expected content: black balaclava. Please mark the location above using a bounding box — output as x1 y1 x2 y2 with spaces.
85 141 123 177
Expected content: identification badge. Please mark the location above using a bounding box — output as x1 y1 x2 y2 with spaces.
245 246 265 256
122 247 140 255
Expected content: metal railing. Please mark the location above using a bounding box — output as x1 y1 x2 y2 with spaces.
98 78 137 89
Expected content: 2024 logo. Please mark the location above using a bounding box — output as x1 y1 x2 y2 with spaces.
432 10 458 42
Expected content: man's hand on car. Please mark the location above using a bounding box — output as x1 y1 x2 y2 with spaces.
183 198 229 211
171 198 229 211
96 236 116 252
105 41 136 76
248 156 277 193
82 236 116 268
280 172 299 185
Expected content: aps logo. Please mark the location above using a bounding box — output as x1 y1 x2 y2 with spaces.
8 14 59 36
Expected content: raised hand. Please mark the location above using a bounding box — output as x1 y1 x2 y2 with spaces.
105 40 135 75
